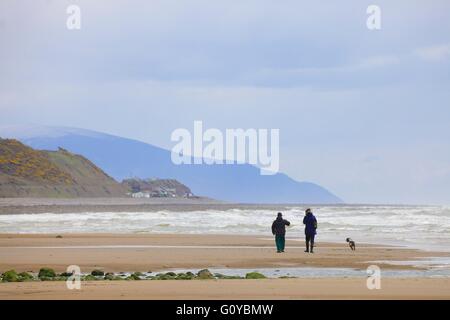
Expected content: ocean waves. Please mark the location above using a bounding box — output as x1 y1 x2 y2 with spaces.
0 205 449 251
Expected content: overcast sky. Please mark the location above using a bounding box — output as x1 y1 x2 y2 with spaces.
1 0 450 204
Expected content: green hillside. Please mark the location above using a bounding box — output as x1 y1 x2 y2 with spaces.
0 138 127 197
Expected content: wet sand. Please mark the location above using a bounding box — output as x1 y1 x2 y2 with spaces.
0 233 446 273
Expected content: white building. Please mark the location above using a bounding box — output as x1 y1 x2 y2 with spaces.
131 192 150 198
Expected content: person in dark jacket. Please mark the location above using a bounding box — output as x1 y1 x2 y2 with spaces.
271 212 291 253
303 208 317 253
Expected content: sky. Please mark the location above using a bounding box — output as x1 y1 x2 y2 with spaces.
1 0 450 204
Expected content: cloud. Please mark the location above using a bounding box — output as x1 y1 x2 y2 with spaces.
414 44 450 61
358 55 400 68
261 54 399 74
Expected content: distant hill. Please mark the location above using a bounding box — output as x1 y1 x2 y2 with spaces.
0 138 127 197
122 178 194 197
0 125 343 204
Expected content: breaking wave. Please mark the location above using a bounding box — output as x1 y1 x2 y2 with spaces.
0 205 449 251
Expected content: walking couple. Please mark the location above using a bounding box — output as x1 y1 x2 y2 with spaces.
271 209 317 253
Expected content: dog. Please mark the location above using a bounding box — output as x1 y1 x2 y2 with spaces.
346 238 356 251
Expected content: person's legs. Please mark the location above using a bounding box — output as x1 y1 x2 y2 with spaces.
280 235 285 252
305 234 310 253
275 235 282 252
310 234 315 253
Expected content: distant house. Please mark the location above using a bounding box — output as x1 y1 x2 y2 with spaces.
164 188 177 197
131 191 150 198
150 190 162 197
123 178 195 198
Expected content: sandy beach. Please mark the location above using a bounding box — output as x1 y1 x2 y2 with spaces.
1 233 449 299
2 278 450 300
0 233 444 272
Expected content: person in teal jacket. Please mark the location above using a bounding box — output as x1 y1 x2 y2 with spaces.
271 212 291 253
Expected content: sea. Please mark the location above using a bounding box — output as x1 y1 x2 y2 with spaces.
1 205 449 252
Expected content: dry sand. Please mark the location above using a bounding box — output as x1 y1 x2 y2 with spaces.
1 233 449 299
1 278 449 300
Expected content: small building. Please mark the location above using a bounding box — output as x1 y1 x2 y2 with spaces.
131 192 150 198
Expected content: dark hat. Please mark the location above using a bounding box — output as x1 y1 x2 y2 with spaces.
277 212 282 217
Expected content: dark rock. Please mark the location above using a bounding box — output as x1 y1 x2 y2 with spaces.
245 272 266 279
2 270 19 282
197 269 214 279
176 273 194 280
104 273 115 280
91 269 105 276
38 267 56 279
18 272 34 282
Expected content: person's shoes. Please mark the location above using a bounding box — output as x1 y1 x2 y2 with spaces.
281 250 285 253
310 250 314 253
277 250 281 253
304 250 309 253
